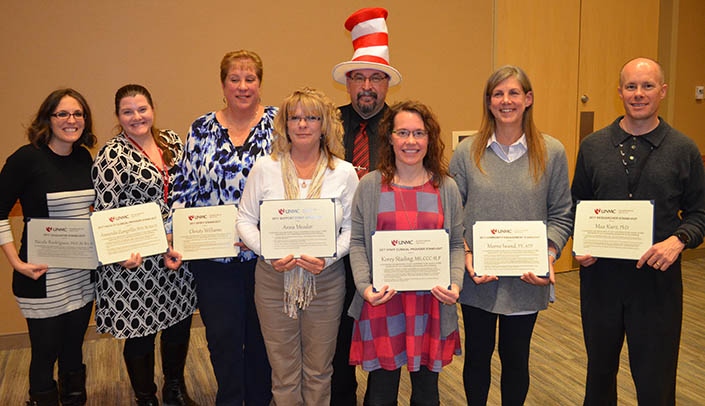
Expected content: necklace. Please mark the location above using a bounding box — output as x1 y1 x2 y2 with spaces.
393 186 418 230
125 134 170 204
293 155 318 190
220 106 261 146
392 171 429 231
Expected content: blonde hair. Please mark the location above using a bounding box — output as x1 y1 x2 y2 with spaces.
471 65 547 182
271 87 344 169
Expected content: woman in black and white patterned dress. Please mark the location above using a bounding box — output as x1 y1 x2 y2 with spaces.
92 84 198 406
0 88 96 405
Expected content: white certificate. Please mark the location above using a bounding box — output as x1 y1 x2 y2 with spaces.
172 205 239 260
573 200 654 260
472 221 548 277
259 199 337 260
27 218 98 269
90 202 168 265
372 229 450 291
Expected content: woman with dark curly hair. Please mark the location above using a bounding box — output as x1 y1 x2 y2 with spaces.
348 100 465 405
0 88 97 405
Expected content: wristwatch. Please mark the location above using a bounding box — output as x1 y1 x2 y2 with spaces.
673 231 690 247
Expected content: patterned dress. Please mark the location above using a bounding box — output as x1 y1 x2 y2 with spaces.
350 181 461 372
169 106 277 262
92 130 197 338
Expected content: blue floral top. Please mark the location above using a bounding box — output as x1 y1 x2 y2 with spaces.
170 106 278 262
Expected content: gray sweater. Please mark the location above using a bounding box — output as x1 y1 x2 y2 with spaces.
449 134 573 314
572 117 705 248
348 171 466 337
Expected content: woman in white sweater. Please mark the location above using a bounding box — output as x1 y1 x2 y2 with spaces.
237 87 358 405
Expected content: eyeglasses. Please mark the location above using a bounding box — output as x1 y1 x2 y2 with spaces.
347 74 389 85
288 115 322 123
392 129 428 139
51 111 85 120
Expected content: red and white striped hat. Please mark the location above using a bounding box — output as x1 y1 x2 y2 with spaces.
332 7 402 86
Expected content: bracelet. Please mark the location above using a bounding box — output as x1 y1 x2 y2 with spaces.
464 249 472 255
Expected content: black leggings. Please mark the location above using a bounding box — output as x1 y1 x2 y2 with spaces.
462 304 538 406
26 301 93 393
123 315 193 358
364 366 439 406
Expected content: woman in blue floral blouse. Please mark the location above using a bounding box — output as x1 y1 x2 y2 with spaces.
169 50 276 405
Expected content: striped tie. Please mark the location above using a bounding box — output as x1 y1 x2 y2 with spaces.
352 121 369 179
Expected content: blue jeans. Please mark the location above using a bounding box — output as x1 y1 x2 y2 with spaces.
190 259 271 406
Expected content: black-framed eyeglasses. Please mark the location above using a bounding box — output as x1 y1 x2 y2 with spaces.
392 129 428 139
347 73 389 85
51 111 85 120
288 115 322 123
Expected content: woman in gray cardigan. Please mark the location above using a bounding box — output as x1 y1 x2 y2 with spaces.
348 100 465 406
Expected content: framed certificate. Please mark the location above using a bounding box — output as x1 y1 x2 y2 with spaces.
573 200 654 260
27 218 98 269
90 202 168 265
172 205 239 260
372 229 450 291
259 199 337 260
472 221 548 277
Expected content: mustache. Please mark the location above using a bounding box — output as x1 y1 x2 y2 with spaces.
357 90 378 101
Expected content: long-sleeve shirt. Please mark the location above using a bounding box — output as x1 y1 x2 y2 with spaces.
236 155 359 268
449 133 573 314
572 117 705 249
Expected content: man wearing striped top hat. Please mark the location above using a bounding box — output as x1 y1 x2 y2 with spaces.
330 7 402 405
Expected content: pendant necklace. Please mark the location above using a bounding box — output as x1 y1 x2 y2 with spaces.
393 171 428 230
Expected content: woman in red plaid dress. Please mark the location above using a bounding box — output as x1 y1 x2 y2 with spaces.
348 101 465 405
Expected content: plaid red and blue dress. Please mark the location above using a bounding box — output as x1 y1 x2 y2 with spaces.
350 180 461 372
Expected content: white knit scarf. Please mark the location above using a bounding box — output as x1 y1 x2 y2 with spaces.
279 150 328 319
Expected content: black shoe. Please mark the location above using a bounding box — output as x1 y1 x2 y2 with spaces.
161 340 197 406
124 352 159 406
59 364 87 405
26 382 59 406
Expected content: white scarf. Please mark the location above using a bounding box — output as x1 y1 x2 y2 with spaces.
279 150 328 318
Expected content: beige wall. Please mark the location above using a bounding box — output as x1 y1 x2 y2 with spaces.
0 1 493 334
2 1 705 336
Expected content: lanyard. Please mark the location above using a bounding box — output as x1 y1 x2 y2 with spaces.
125 134 170 204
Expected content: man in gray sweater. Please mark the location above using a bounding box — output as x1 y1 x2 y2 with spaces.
571 57 705 405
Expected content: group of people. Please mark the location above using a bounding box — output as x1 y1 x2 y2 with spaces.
1 6 703 406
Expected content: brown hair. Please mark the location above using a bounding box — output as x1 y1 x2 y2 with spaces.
220 50 264 84
471 65 546 182
114 84 175 166
271 87 344 169
27 88 97 149
377 100 447 187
